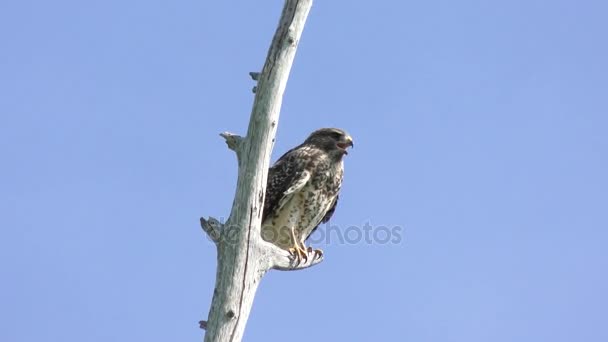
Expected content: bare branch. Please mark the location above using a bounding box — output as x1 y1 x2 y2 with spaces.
202 1 315 341
200 217 221 244
249 72 261 81
257 240 324 271
219 132 243 153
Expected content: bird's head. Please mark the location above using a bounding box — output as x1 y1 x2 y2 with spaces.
304 128 354 159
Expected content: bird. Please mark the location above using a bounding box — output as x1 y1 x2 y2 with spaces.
261 128 353 262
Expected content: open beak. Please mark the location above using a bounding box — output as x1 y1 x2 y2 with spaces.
337 135 354 154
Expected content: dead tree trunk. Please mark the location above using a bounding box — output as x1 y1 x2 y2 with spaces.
199 1 318 341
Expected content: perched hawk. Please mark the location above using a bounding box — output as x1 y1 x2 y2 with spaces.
261 128 353 261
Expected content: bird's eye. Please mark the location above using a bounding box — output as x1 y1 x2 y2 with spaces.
330 131 342 139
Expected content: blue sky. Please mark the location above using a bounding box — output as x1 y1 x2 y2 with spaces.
2 0 607 341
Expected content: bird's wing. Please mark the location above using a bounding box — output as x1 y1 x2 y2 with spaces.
283 170 310 196
262 147 311 222
321 194 339 224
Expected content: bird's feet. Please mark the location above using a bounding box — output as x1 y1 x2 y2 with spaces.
288 244 323 266
307 246 323 260
288 243 309 264
288 228 309 265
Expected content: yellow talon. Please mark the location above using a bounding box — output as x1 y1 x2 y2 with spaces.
313 248 323 259
289 245 308 261
289 227 308 262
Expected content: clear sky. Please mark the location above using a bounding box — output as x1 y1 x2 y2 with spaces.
2 0 607 341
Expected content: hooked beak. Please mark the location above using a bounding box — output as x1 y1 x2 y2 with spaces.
337 135 354 154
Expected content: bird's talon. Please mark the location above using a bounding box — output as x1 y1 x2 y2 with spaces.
313 249 323 260
289 246 310 266
300 250 308 263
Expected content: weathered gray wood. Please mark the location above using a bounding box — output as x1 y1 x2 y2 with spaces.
200 1 317 341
